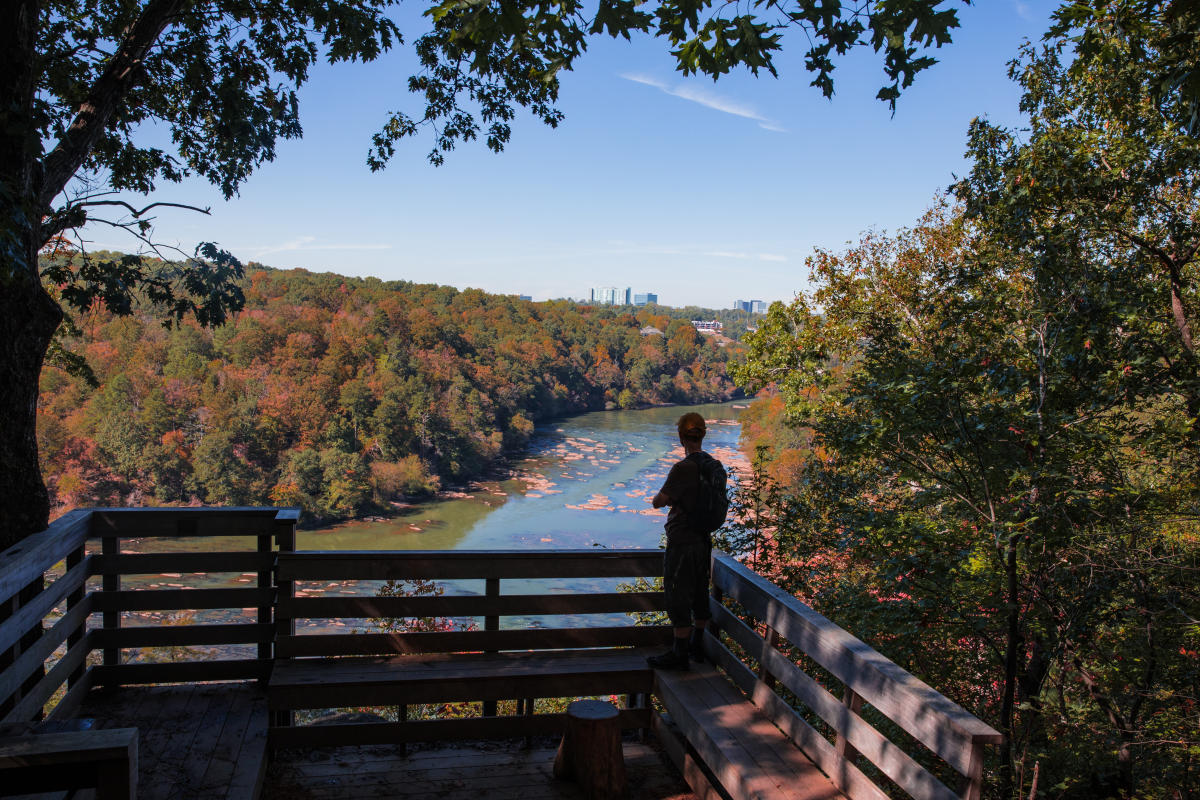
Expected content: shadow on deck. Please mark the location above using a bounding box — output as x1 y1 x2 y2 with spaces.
76 684 690 800
266 739 689 800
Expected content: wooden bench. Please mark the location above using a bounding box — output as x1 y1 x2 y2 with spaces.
0 726 137 799
269 647 656 745
267 550 670 749
655 663 844 800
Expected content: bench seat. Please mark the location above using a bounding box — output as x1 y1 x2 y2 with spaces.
655 662 845 800
0 727 137 800
269 647 658 711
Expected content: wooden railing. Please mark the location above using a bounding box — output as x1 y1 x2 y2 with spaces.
0 507 298 724
707 554 1002 800
275 549 668 659
271 549 669 741
0 509 92 724
0 508 1001 800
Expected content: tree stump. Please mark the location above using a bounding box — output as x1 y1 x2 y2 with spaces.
553 699 627 800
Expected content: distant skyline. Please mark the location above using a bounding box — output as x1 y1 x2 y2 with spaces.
79 1 1054 309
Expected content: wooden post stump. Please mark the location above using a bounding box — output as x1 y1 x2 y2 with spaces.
553 699 627 800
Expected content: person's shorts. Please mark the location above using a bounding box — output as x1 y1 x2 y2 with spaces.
663 539 712 628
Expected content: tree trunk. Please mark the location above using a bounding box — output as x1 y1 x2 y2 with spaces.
0 0 60 549
998 532 1021 800
0 265 61 549
553 699 627 800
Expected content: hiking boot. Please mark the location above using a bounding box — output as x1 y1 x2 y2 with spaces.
646 649 689 670
689 639 706 664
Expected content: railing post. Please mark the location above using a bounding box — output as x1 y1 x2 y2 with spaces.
483 577 499 717
101 533 120 687
65 545 86 687
758 625 780 691
708 580 724 645
256 531 272 679
960 740 986 800
835 684 863 766
274 513 296 727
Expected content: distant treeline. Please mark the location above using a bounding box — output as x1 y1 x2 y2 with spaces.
39 260 743 522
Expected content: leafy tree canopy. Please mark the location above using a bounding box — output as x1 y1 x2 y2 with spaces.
733 10 1200 795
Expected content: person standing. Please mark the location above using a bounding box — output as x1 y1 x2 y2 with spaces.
646 412 727 670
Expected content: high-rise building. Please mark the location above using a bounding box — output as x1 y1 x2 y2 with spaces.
590 286 636 305
734 299 767 314
633 292 657 306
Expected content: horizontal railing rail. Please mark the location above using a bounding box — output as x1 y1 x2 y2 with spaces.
276 549 665 581
277 591 665 619
709 553 1002 800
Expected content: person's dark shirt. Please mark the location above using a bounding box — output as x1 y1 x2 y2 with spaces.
660 452 707 544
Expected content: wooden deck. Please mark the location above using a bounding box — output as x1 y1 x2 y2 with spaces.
2 508 1003 800
75 683 268 799
264 739 694 800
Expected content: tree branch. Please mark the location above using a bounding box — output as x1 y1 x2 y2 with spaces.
73 199 213 217
38 0 188 211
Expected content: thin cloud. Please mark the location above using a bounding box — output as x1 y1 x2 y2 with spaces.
620 73 787 133
248 236 393 257
703 250 788 262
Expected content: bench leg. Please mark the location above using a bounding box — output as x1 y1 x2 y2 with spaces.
522 698 535 749
96 754 136 800
398 704 407 756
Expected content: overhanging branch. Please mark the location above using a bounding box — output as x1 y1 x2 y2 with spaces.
38 0 188 211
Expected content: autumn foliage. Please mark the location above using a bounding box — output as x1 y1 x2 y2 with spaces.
37 262 742 522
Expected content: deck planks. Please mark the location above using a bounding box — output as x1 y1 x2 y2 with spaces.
75 682 269 800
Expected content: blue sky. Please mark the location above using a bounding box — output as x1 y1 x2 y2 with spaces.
87 1 1055 309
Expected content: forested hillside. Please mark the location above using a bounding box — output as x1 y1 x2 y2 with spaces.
37 261 742 522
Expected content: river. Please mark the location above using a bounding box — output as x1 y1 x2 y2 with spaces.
302 401 747 553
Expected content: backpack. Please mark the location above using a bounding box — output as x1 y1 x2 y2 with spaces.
687 452 730 535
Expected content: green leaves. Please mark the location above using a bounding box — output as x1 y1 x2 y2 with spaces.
736 193 1200 792
371 1 967 167
40 244 246 329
